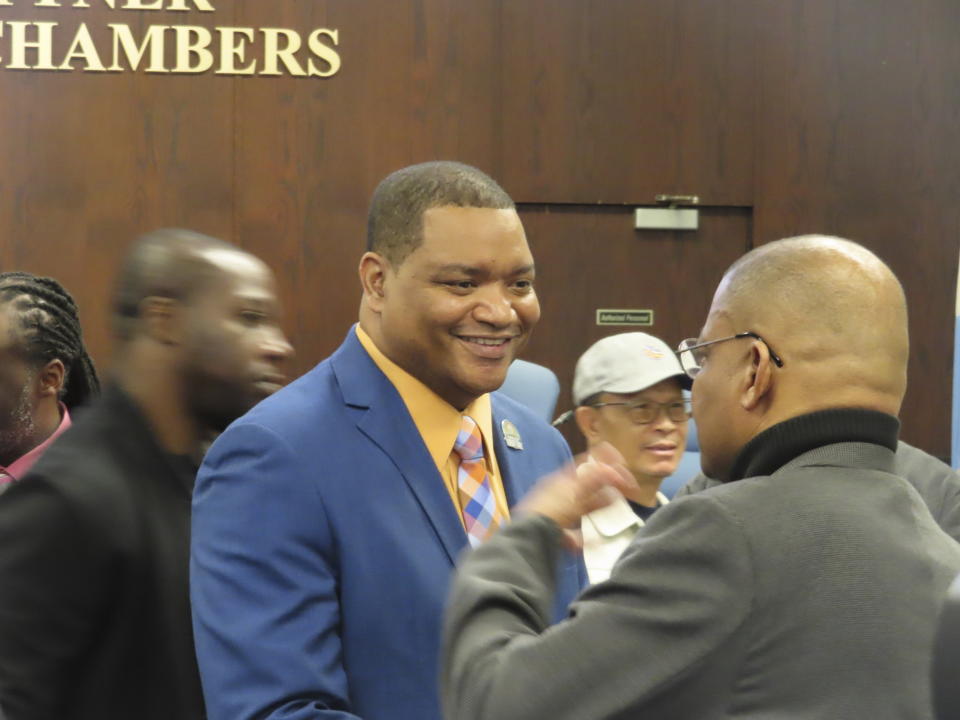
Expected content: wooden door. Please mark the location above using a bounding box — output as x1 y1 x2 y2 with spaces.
517 204 752 452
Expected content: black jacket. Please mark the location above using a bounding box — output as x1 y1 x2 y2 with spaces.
0 385 204 720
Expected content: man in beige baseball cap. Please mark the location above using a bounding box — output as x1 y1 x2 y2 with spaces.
569 332 691 582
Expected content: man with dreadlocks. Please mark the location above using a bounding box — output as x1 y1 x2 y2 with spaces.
0 272 99 496
0 229 293 720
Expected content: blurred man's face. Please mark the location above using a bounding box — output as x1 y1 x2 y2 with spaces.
0 306 39 465
585 378 689 485
182 250 294 432
374 206 540 409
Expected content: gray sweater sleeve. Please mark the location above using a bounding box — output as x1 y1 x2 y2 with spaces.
442 496 754 720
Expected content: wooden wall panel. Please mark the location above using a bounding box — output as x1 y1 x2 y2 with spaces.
232 0 503 374
753 0 960 457
0 5 236 369
498 0 756 205
516 205 751 451
0 0 956 461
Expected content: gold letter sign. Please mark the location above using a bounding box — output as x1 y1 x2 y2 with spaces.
0 0 342 76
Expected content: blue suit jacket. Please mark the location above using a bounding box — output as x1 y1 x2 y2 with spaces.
191 330 585 720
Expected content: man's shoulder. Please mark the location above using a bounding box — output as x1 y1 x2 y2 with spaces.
229 334 390 432
616 490 753 577
207 355 399 469
9 413 150 528
705 443 950 541
895 441 960 536
248 362 337 415
228 353 360 431
664 479 757 524
24 391 147 484
675 473 722 498
895 441 960 493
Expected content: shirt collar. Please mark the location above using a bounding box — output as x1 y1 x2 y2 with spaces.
355 325 494 469
585 491 668 537
1 404 72 481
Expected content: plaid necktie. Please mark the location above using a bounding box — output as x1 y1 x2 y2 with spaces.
454 415 502 547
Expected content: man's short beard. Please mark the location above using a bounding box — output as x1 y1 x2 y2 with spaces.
0 381 37 462
184 370 255 436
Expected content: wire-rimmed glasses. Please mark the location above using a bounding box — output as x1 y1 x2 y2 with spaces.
588 399 691 425
676 332 783 379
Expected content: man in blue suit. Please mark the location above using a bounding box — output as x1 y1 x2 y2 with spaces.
190 161 585 720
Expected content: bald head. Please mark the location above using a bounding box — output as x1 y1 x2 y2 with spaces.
713 234 908 415
691 236 910 480
110 228 293 446
113 228 251 342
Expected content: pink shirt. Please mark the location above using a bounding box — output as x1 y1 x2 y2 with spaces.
0 405 72 488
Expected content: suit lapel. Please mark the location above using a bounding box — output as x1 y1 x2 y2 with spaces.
332 330 467 565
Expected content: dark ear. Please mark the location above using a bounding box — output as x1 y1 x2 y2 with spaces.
36 358 65 399
140 297 184 346
740 340 774 411
574 406 600 443
358 252 391 313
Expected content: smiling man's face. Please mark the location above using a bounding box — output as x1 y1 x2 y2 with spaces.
374 205 540 410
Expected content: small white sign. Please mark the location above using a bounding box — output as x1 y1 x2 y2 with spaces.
596 309 654 326
634 208 698 231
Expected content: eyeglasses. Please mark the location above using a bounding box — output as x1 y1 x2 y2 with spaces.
589 399 691 425
676 332 784 379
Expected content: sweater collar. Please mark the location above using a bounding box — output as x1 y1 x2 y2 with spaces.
728 408 899 481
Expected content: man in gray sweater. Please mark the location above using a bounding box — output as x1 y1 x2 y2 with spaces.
442 235 960 720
